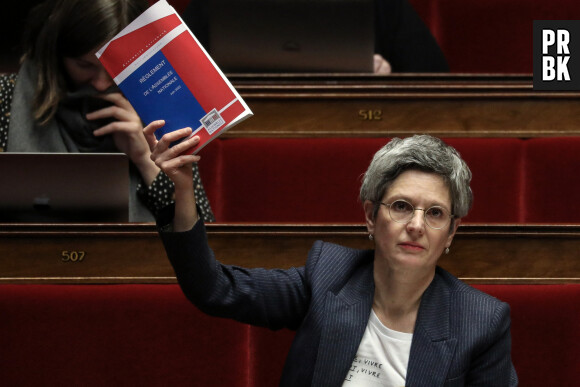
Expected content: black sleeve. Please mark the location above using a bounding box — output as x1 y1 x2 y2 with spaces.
374 0 449 72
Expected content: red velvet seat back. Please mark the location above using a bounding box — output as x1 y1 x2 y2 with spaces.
429 0 580 73
248 327 295 387
206 137 523 223
198 139 224 219
218 138 386 223
151 0 190 13
446 138 523 223
475 284 580 387
523 137 580 223
0 285 249 386
1 284 579 387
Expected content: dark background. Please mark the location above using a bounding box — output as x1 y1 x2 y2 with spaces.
0 0 44 72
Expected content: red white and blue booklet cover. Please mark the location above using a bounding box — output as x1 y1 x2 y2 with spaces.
96 0 252 154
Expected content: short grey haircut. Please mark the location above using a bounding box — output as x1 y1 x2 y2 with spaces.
359 135 473 221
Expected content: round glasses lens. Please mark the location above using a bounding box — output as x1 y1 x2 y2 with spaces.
425 206 450 229
389 200 414 223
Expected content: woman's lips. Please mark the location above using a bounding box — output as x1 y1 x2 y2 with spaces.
399 242 425 251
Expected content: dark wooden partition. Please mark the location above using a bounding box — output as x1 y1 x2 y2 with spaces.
1 223 578 284
227 74 580 138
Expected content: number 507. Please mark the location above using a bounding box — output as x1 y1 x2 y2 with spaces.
61 251 86 262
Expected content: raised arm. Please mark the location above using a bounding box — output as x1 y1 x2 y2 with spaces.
143 120 201 231
143 120 311 330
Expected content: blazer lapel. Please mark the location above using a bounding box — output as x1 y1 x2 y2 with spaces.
406 272 457 386
311 260 374 387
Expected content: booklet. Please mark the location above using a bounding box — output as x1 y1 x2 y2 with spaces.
95 0 252 154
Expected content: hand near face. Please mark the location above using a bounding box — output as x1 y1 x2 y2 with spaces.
64 50 160 185
86 92 160 185
87 92 146 158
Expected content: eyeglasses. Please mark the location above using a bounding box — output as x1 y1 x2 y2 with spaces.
380 199 454 230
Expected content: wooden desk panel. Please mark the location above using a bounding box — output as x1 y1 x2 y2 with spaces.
0 223 578 284
226 74 580 138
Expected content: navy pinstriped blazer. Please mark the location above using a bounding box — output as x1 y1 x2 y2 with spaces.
160 221 518 386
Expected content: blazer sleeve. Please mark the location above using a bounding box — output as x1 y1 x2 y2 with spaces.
158 219 312 330
466 301 518 386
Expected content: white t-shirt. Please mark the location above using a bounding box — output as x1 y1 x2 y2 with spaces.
342 309 413 387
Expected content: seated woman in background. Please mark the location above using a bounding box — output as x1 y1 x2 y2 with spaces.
0 0 214 222
144 125 517 386
182 0 449 74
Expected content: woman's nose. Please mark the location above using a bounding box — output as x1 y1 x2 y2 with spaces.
406 209 426 232
92 68 113 91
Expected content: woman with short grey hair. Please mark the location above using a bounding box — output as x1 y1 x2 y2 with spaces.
360 134 473 228
145 126 517 386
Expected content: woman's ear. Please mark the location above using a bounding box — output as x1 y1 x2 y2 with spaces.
446 218 461 247
363 200 375 235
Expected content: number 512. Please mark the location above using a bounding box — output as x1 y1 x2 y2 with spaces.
358 109 382 121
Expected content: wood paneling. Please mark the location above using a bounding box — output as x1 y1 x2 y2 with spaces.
1 223 578 284
225 74 580 138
